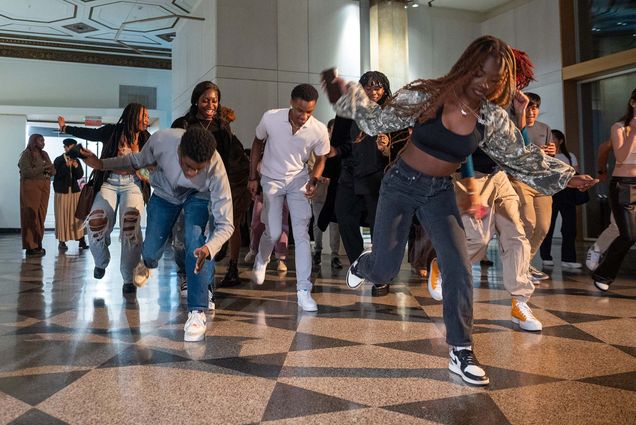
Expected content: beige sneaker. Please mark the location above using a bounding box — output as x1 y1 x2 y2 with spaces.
511 298 542 331
133 262 151 288
277 259 287 272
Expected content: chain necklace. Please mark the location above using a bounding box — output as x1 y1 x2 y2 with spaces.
198 119 213 131
453 91 486 125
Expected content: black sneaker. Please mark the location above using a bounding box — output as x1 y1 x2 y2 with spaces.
94 267 106 279
25 248 46 258
58 241 68 251
331 257 343 270
371 283 389 297
449 348 489 386
122 283 136 294
312 251 322 267
78 237 89 250
218 261 241 287
345 249 371 289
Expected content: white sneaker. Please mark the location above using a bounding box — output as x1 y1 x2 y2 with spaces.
594 280 610 292
252 256 268 285
133 262 151 288
543 260 554 266
562 261 582 269
511 298 542 331
184 310 206 342
346 249 371 289
178 275 187 298
427 258 443 301
244 250 256 263
297 289 318 312
277 259 287 272
586 246 602 271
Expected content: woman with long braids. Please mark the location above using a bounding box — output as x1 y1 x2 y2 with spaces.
592 88 636 292
172 82 251 292
58 103 150 294
328 35 596 386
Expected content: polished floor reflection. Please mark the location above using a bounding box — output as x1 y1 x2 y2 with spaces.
0 232 635 424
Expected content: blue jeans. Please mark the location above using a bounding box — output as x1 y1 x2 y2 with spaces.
143 193 212 311
356 159 473 346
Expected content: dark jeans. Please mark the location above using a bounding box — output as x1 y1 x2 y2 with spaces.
143 194 213 311
334 181 379 263
540 193 577 262
593 177 636 283
355 159 473 346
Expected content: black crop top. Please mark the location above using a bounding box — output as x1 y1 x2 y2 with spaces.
411 108 484 163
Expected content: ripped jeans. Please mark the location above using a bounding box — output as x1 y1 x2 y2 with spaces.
87 174 144 283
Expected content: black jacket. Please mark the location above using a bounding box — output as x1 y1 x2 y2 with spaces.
53 154 84 194
64 124 151 202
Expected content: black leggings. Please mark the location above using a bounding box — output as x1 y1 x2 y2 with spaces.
593 177 636 283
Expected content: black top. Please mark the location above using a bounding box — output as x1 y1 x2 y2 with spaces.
411 108 484 163
64 124 151 201
471 147 498 174
53 154 84 194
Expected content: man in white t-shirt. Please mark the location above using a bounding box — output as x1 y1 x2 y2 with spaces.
248 84 330 311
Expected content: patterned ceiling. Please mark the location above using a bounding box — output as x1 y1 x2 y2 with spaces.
0 0 203 69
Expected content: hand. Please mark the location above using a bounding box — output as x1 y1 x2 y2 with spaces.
248 179 258 197
512 91 529 117
320 176 330 186
327 146 337 158
541 143 557 156
305 180 317 199
193 245 210 274
567 174 598 191
466 194 488 220
376 134 390 151
80 147 102 169
57 116 65 132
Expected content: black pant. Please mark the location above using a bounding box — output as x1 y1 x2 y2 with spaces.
540 192 577 262
593 177 636 283
334 182 379 263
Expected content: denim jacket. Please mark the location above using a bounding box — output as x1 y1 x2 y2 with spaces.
334 82 574 195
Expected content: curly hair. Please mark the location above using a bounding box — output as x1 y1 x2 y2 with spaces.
180 127 217 163
291 83 319 102
115 103 147 147
359 71 391 105
387 35 516 123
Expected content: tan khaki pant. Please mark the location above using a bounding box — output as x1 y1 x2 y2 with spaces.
456 171 535 302
510 178 553 259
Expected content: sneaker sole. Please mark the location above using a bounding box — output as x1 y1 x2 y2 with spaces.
448 361 490 386
512 316 542 331
299 304 318 312
346 250 370 289
184 333 205 342
594 281 609 292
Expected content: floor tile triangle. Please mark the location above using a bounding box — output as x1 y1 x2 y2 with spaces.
612 344 636 358
0 370 89 405
480 366 564 391
97 346 191 368
9 408 69 425
203 352 288 379
540 324 605 343
260 382 368 422
544 309 620 324
376 337 448 358
289 332 362 352
579 371 636 392
384 393 510 424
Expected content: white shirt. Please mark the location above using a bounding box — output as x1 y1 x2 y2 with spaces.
556 152 578 168
255 108 330 180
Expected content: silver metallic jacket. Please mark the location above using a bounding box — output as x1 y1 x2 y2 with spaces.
335 82 575 195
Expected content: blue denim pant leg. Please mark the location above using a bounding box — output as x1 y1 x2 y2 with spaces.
183 195 213 311
142 194 182 269
356 159 473 347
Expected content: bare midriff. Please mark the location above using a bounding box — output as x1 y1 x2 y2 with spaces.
613 162 636 177
400 141 460 177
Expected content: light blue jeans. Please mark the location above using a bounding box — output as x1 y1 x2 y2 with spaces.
143 193 213 311
88 174 143 283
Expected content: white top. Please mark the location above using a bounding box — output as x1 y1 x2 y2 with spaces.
556 152 577 167
255 108 330 180
101 128 234 257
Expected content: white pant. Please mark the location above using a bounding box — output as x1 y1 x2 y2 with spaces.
258 174 313 290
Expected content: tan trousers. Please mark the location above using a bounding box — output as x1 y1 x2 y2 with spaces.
20 179 50 250
456 171 535 302
510 178 553 259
